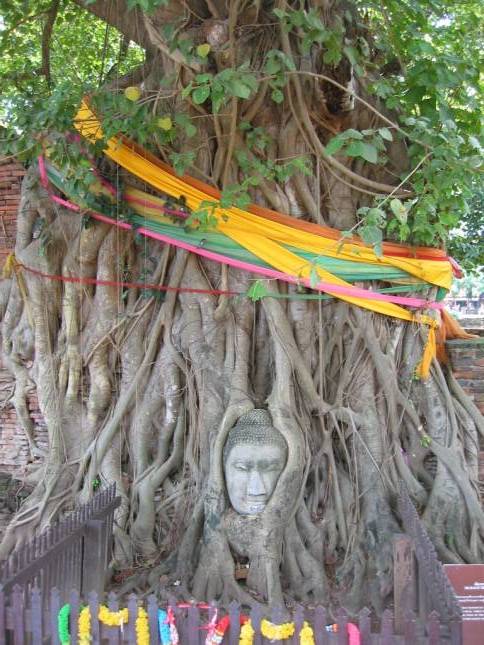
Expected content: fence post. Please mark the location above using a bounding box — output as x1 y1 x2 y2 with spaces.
88 590 101 645
313 606 328 645
293 604 305 645
228 600 240 645
69 588 80 645
380 609 394 645
147 595 159 645
357 608 371 645
250 604 262 645
403 609 417 645
127 593 138 643
187 604 200 645
50 588 61 645
449 618 462 645
427 611 440 645
336 608 348 645
393 534 417 634
12 585 24 645
30 585 43 642
82 519 108 596
107 591 121 645
0 585 5 645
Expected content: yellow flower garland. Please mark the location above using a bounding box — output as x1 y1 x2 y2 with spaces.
78 605 149 644
261 619 295 640
239 618 315 645
136 607 150 645
299 622 315 645
78 607 91 645
239 620 255 645
98 606 129 626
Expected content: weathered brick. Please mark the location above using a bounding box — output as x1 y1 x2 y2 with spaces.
452 370 479 380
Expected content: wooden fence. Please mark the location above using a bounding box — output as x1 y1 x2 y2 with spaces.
0 586 454 644
0 484 120 601
0 484 464 643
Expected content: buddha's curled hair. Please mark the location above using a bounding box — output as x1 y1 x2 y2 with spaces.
223 409 288 464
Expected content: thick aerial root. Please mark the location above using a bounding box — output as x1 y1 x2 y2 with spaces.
1 162 483 616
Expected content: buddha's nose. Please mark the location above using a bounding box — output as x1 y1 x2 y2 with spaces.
247 470 266 497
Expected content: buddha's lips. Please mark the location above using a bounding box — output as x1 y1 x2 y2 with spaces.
246 497 267 510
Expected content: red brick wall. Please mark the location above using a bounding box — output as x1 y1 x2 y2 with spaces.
0 368 48 474
0 157 48 474
446 338 484 418
0 158 25 268
446 338 484 499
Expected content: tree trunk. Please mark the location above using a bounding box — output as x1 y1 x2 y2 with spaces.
0 0 482 612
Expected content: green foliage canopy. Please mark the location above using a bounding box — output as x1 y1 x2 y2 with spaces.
0 0 482 269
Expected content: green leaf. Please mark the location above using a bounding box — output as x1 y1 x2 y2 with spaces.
468 136 482 151
367 207 386 225
309 267 319 288
185 123 197 138
247 280 269 302
345 141 378 163
390 198 408 223
359 224 383 246
264 55 281 75
278 51 296 71
325 136 345 155
339 129 364 140
345 141 365 157
378 127 393 141
196 43 211 58
181 83 193 99
271 88 284 103
192 85 211 104
228 80 252 100
273 8 287 19
195 73 212 83
420 434 432 448
157 116 172 131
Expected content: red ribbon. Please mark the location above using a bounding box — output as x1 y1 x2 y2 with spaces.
17 261 239 297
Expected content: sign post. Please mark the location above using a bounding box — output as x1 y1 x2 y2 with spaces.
444 564 484 645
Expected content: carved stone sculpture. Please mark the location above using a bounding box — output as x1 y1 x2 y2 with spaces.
223 409 287 515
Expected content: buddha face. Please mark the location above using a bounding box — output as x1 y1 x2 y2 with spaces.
224 442 287 515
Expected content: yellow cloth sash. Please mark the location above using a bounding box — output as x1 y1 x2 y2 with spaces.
73 102 450 376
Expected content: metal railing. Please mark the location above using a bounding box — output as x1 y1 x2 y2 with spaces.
394 484 462 644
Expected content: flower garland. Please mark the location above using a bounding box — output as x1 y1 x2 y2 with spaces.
136 607 150 645
239 619 255 645
299 622 315 645
158 608 180 645
261 619 295 640
64 602 358 645
238 618 315 645
78 606 91 645
205 614 230 645
57 604 71 645
77 605 149 644
98 605 129 626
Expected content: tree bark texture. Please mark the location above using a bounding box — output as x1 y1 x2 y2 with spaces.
0 0 482 612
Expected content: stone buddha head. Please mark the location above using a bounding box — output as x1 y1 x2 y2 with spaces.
223 409 288 515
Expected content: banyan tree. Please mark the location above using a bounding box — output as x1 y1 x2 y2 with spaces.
0 0 482 611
